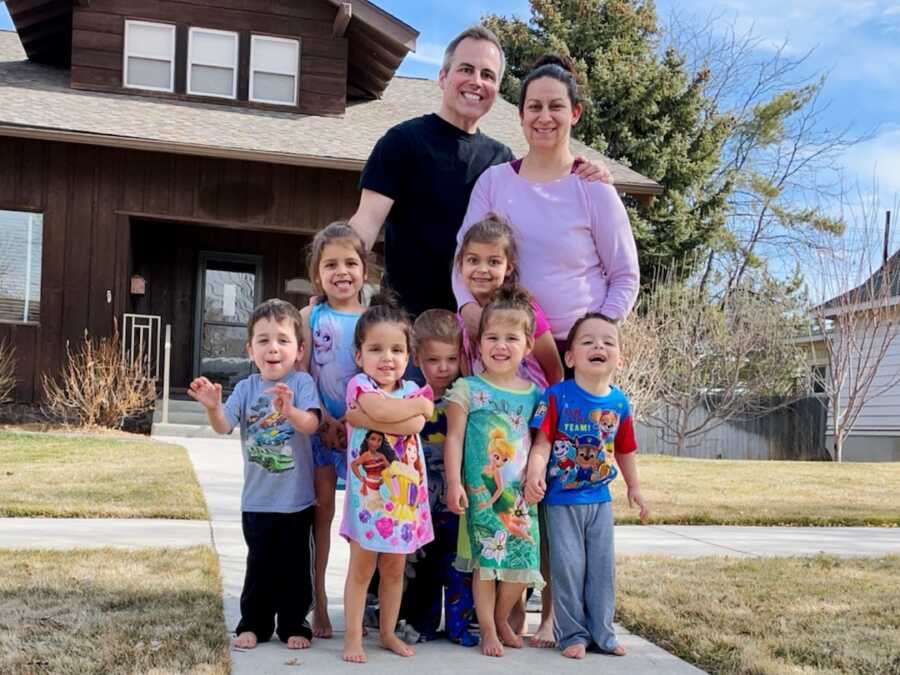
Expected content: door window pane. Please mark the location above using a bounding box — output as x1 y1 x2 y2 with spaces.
0 210 42 323
201 325 253 390
203 269 255 323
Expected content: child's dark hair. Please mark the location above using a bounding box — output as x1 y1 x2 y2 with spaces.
362 429 398 463
247 298 303 344
565 312 620 351
518 54 580 113
353 288 414 352
456 215 520 284
307 221 368 298
413 309 461 350
479 283 535 339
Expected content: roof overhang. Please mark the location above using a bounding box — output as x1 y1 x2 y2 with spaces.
0 122 369 172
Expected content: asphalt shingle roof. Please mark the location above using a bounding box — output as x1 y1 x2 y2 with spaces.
0 30 660 193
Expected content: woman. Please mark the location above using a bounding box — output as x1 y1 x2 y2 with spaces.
450 54 640 650
452 55 640 353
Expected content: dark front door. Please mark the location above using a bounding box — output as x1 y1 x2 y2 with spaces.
194 252 262 391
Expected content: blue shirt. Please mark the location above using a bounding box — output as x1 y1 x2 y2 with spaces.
223 371 321 512
531 380 636 506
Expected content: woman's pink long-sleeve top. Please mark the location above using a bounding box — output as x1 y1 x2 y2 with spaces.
452 162 640 340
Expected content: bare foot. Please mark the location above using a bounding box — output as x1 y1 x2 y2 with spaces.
528 619 556 648
380 633 415 657
343 634 367 663
562 643 586 659
233 631 258 649
496 618 523 649
312 606 333 639
287 635 311 649
509 601 526 635
606 644 626 656
480 631 504 657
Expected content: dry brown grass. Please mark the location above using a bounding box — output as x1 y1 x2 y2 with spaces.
0 430 207 519
42 328 156 429
0 546 229 675
610 454 900 526
0 337 15 404
617 554 900 675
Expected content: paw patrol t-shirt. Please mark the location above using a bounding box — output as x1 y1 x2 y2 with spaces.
531 380 636 506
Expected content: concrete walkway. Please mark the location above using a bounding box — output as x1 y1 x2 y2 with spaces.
180 436 705 675
3 434 899 674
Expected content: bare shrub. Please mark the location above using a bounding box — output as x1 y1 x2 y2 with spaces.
42 328 156 429
0 338 15 404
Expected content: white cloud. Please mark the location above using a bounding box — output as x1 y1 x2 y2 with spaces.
841 126 900 205
406 40 445 67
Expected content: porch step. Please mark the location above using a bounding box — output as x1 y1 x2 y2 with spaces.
151 399 239 439
151 422 240 439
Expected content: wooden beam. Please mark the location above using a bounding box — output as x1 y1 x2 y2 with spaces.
333 2 351 38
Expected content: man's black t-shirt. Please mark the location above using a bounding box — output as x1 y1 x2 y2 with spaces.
360 113 514 316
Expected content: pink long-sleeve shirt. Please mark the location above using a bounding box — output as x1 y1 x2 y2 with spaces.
452 162 640 340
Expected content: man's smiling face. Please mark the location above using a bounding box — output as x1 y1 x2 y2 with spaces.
438 37 502 132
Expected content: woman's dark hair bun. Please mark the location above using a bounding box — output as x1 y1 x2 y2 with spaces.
529 54 575 75
368 286 402 310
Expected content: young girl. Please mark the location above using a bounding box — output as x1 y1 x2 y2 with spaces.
455 216 563 389
298 221 367 639
444 284 544 658
525 312 649 660
341 295 435 663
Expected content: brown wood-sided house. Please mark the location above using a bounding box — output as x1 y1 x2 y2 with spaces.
0 0 661 405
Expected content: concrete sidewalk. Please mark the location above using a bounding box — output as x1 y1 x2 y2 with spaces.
179 436 705 675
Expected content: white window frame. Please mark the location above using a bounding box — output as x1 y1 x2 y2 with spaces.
123 20 176 93
249 34 300 106
187 27 239 100
0 209 43 326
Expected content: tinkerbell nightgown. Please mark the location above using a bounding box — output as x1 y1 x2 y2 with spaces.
446 375 544 587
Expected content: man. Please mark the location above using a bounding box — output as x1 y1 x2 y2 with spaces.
349 26 610 317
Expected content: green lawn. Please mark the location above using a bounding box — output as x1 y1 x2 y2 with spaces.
610 454 900 526
0 431 208 519
618 554 900 675
0 547 228 674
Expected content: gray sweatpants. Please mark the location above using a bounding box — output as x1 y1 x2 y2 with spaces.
545 501 618 652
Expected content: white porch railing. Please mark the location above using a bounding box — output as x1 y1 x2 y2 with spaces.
122 314 172 424
121 314 162 379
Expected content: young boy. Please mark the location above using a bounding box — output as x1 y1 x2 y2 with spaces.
189 298 321 650
399 309 478 646
525 312 649 660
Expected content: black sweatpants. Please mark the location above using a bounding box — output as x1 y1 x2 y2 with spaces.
235 508 315 642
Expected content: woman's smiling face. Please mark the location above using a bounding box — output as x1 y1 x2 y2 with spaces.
520 76 582 151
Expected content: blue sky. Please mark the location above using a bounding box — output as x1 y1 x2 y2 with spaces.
1 0 897 213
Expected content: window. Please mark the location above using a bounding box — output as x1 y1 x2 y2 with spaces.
0 210 42 323
188 28 239 99
811 365 828 395
123 20 175 92
250 35 300 106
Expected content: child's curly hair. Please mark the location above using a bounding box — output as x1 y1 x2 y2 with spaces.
353 288 414 352
478 282 535 339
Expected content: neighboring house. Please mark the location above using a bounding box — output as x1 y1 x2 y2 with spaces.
0 0 661 403
806 250 900 461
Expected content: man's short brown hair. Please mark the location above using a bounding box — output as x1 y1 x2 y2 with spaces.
442 25 506 83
